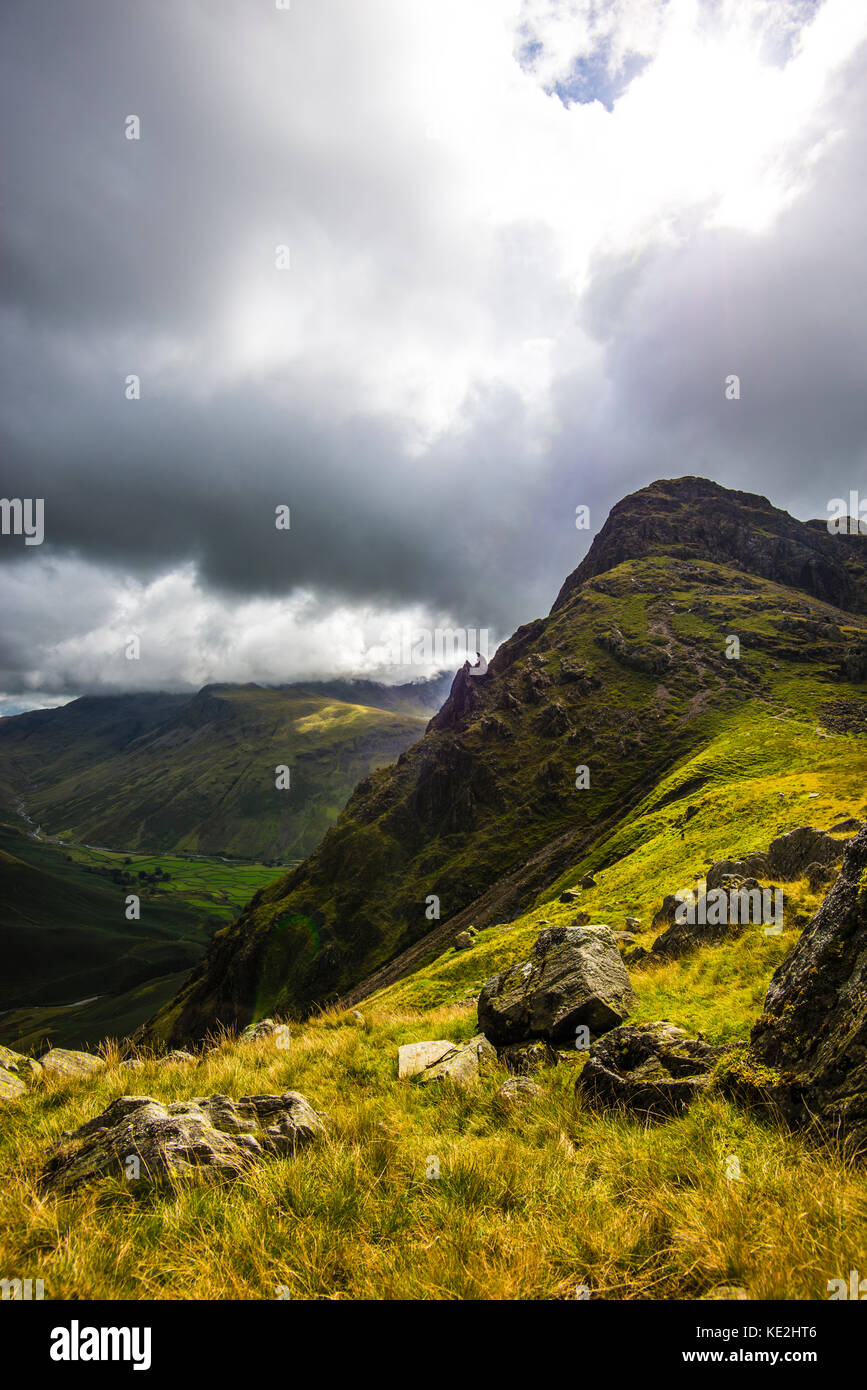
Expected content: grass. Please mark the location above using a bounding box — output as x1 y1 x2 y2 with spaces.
1 1008 864 1300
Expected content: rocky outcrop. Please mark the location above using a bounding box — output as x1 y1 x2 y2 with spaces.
41 1091 327 1193
745 826 867 1154
765 826 847 880
552 477 866 615
478 925 636 1047
576 1021 739 1118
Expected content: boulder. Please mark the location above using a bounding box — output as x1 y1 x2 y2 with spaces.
495 1077 541 1107
39 1048 103 1079
163 1049 197 1064
745 826 867 1154
651 897 747 959
650 893 680 935
40 1091 326 1194
580 874 596 889
413 1034 498 1088
477 925 636 1046
398 1040 453 1079
0 1065 27 1100
766 826 846 880
559 890 580 903
706 854 768 890
806 861 835 892
0 1045 42 1092
829 818 862 834
624 917 641 931
242 1018 291 1048
453 931 474 951
498 1040 560 1075
576 1020 738 1118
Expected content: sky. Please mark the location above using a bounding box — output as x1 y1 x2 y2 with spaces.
1 0 865 715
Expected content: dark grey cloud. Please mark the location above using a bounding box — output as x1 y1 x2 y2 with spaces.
1 0 865 703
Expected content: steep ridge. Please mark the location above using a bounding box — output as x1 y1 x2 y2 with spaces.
145 477 867 1044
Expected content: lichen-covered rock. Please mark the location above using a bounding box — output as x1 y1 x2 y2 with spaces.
398 1040 453 1079
39 1048 103 1079
0 1044 42 1097
765 826 848 880
706 854 768 890
478 925 636 1046
453 931 474 951
163 1050 197 1064
495 1077 541 1107
0 1066 27 1099
413 1034 498 1088
242 1018 291 1048
40 1091 326 1193
576 1020 738 1118
746 826 867 1155
651 902 747 960
498 1040 560 1075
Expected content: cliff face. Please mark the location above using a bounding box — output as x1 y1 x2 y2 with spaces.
144 476 867 1045
551 477 866 616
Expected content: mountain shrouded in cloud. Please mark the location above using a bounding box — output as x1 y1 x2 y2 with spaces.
2 0 866 712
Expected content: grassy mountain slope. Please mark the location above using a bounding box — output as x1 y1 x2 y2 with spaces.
0 680 447 862
0 820 281 1048
2 798 865 1299
145 478 867 1044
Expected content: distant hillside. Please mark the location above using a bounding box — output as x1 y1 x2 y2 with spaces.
0 677 451 862
143 477 867 1044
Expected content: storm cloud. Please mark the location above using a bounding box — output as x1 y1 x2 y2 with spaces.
1 0 865 709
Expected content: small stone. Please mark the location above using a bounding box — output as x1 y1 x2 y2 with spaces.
242 1018 291 1048
496 1077 541 1107
453 931 474 951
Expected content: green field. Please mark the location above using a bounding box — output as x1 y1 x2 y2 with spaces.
0 822 282 1051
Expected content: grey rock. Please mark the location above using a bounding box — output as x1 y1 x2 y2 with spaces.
477 925 636 1046
413 1034 498 1088
576 1020 738 1118
496 1077 541 1106
706 854 769 890
498 1040 560 1075
40 1091 326 1193
745 826 867 1155
398 1040 453 1079
242 1018 291 1048
39 1048 103 1079
766 826 847 880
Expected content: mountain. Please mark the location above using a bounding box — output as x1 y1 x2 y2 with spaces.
145 477 867 1044
0 677 451 862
